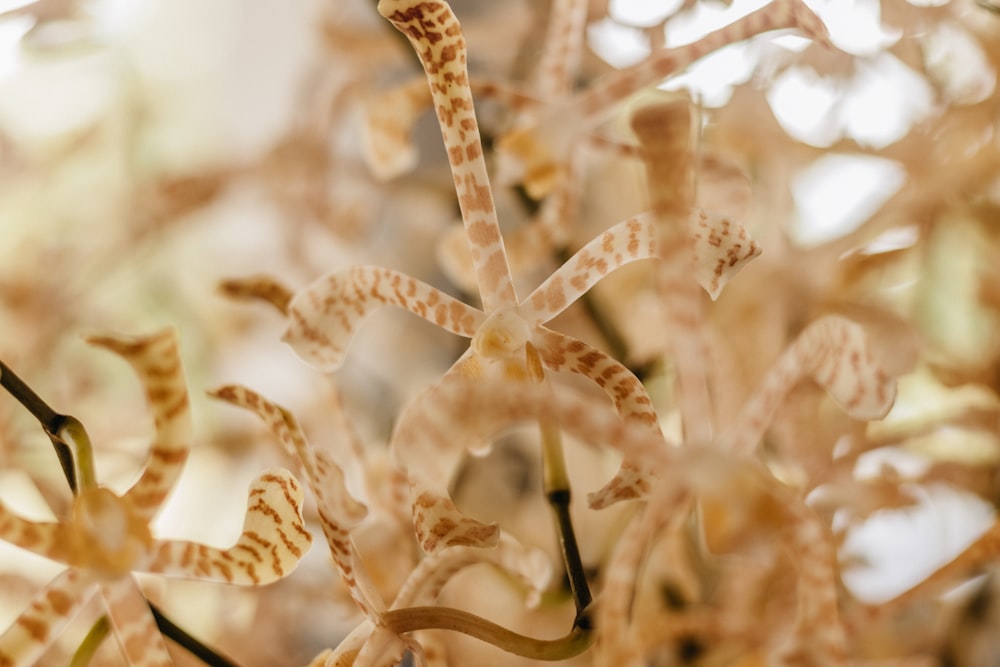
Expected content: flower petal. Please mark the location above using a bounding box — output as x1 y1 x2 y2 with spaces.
0 506 66 562
391 533 552 610
392 378 502 553
721 315 899 456
497 0 831 197
86 329 191 520
689 209 762 301
0 569 94 667
532 327 664 509
355 626 412 667
378 0 517 312
532 0 588 98
361 77 431 181
100 577 173 667
284 266 485 373
521 216 659 325
210 385 387 618
217 274 295 315
147 468 311 586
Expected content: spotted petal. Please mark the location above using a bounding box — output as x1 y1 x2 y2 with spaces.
284 266 485 373
392 379 502 552
86 329 191 520
689 209 762 300
721 315 898 456
100 577 173 667
210 385 385 618
147 468 311 586
378 0 517 312
0 569 95 667
521 216 659 325
361 77 431 181
392 533 551 610
497 0 832 196
532 0 588 99
393 377 673 550
0 505 66 562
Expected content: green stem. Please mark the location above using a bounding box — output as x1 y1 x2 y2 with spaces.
70 616 111 667
383 606 593 660
57 416 98 491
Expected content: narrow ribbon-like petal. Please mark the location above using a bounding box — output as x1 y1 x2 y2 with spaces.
210 385 387 619
532 317 665 509
361 77 432 181
0 569 95 667
498 0 832 196
721 315 898 456
100 577 173 667
392 533 551 610
0 504 66 562
521 216 659 325
689 208 762 301
378 0 517 312
284 266 485 373
86 329 191 520
147 469 311 586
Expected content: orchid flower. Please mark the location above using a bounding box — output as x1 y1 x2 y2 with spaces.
0 329 311 667
284 0 770 554
362 0 771 301
212 385 552 667
383 367 892 666
496 0 833 199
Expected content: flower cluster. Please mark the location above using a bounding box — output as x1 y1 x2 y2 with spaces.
1 0 1000 665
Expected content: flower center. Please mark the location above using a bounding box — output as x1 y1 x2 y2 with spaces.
471 307 531 360
70 487 153 579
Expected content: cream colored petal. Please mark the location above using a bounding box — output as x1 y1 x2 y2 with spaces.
378 0 517 312
86 329 191 520
361 77 431 181
284 266 485 373
688 208 762 301
521 216 659 325
100 577 173 667
0 569 94 667
147 468 311 586
532 326 664 509
498 0 832 197
217 274 295 315
721 315 898 456
210 385 387 619
391 533 551 610
0 504 66 562
354 626 411 667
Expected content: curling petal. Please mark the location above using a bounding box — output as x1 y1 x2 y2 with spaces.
284 266 484 373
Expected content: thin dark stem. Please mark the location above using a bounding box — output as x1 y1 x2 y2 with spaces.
383 605 593 660
0 361 63 432
149 603 241 667
539 436 593 624
0 361 77 492
547 487 592 623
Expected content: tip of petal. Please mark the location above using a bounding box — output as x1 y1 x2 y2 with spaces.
413 491 499 552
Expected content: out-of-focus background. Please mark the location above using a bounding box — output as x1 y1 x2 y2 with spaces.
0 0 998 664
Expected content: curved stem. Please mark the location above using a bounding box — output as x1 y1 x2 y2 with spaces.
59 416 98 491
0 361 80 493
383 606 593 661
